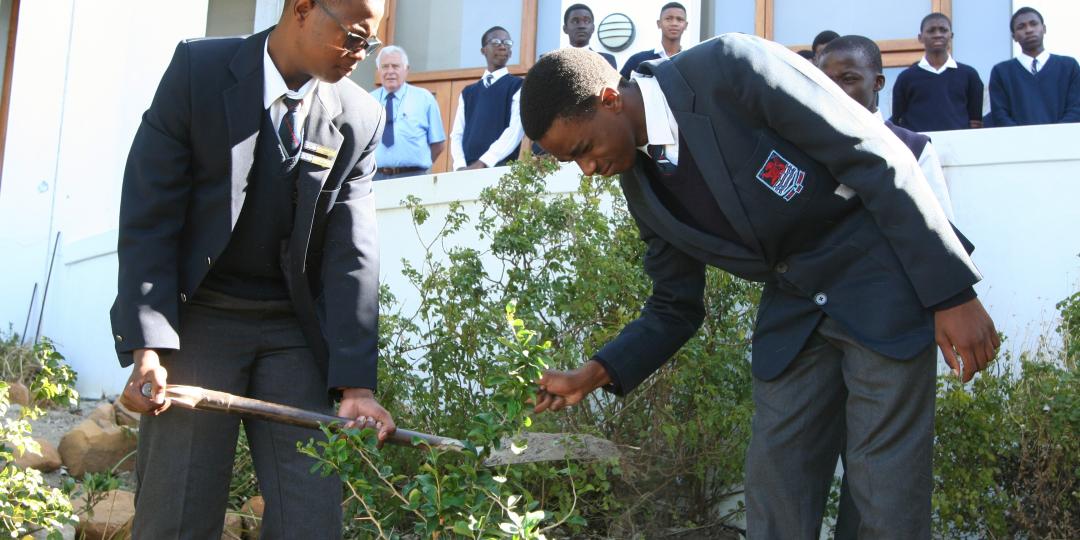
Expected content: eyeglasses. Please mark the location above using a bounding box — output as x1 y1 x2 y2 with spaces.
313 0 382 57
485 38 514 48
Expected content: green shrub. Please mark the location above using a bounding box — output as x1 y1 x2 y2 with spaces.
0 339 80 538
318 156 759 537
934 349 1079 537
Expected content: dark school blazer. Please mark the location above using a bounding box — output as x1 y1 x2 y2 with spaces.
596 34 980 393
110 28 384 391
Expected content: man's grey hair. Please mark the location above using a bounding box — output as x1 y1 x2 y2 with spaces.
376 45 409 67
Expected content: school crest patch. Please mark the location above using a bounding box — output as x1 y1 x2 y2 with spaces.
755 150 805 202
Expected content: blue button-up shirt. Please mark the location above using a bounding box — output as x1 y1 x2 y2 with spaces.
370 83 446 169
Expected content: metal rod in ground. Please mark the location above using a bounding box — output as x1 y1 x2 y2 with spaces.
34 232 61 345
20 282 38 346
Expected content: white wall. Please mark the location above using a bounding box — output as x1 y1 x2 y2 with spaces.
0 1 208 393
557 0 701 69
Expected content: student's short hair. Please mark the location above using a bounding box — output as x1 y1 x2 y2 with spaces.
376 45 409 67
796 49 815 60
1010 7 1044 31
481 26 510 47
920 12 952 31
520 48 621 141
820 35 883 74
812 30 840 51
563 3 593 25
660 2 686 16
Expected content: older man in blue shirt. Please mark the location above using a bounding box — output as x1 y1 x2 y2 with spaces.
371 45 446 179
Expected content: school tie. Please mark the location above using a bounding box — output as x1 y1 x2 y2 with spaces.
647 144 677 177
278 97 302 155
484 74 494 88
382 92 395 147
1031 58 1039 75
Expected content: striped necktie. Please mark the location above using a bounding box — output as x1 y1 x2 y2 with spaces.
647 145 677 176
1031 58 1039 75
484 74 494 88
278 97 302 156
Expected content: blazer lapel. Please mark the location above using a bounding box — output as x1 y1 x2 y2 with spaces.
288 82 344 272
223 29 271 228
622 156 762 274
648 60 764 256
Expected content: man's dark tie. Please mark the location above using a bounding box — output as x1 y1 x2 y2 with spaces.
484 74 494 88
1031 58 1039 75
647 144 677 176
279 97 302 155
382 92 395 147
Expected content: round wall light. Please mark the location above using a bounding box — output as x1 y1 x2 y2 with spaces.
597 13 635 52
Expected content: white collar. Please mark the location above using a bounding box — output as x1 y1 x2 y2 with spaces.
631 72 677 148
917 54 958 74
482 67 510 84
653 44 679 59
1017 49 1051 70
263 36 317 110
872 109 884 122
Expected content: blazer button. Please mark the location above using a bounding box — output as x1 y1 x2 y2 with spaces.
206 256 213 266
775 262 789 274
813 292 828 306
180 292 188 303
114 334 123 343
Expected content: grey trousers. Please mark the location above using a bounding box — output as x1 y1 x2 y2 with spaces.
745 316 936 540
132 289 341 539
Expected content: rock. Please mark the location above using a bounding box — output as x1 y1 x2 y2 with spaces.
113 400 140 428
240 495 265 539
72 489 135 540
87 402 116 427
58 418 137 477
30 522 75 540
14 437 62 472
222 511 244 539
6 381 30 406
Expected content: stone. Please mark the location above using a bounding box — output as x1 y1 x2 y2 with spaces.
113 400 140 428
58 417 137 477
222 511 244 540
72 489 135 540
87 402 116 427
6 381 30 406
14 437 62 472
240 495 265 539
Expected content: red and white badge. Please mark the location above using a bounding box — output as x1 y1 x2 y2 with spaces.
755 150 806 202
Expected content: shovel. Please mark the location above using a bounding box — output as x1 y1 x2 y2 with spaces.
142 384 618 466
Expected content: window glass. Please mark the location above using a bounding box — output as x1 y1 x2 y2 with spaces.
206 0 257 37
393 0 523 72
772 0 924 44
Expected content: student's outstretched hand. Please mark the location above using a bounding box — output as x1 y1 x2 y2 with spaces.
532 360 611 413
935 298 999 383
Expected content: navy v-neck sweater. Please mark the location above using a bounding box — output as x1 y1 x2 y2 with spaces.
890 62 983 132
988 54 1080 126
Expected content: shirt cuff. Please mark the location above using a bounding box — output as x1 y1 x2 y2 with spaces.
931 287 977 311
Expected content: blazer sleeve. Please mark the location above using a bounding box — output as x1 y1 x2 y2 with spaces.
319 105 385 391
111 41 194 362
592 201 707 396
709 35 980 307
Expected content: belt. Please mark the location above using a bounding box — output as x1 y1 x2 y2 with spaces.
377 166 425 175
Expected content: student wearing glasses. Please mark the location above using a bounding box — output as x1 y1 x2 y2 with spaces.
450 26 526 171
112 0 394 536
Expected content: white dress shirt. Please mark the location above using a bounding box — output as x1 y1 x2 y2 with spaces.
875 110 955 221
1016 49 1051 74
917 54 958 75
631 72 680 164
449 67 525 170
263 37 318 139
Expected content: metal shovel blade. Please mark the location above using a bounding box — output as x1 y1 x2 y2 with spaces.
147 385 619 466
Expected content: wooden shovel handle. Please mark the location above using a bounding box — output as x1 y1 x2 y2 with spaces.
148 384 466 452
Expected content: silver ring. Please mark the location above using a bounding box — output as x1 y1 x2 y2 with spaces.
140 382 152 397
